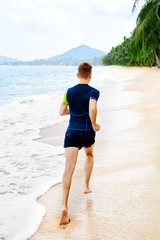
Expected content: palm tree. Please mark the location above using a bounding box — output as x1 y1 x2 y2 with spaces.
132 0 160 67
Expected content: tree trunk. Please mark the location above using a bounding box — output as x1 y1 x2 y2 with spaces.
152 40 160 68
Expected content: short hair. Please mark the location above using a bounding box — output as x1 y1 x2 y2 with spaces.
78 62 92 79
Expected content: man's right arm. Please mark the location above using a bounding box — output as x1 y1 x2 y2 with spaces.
89 99 100 131
59 90 70 116
59 105 70 116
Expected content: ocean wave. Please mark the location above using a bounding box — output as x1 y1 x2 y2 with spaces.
0 92 68 240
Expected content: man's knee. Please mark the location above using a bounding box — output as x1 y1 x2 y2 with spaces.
86 151 93 158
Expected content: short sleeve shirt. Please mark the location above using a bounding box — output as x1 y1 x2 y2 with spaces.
62 84 100 131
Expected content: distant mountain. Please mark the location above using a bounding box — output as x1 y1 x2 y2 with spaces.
49 45 105 61
34 45 105 65
0 45 105 66
0 56 20 64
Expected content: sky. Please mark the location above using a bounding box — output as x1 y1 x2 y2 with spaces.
0 0 144 61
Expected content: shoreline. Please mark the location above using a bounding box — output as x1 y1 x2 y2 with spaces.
28 66 160 240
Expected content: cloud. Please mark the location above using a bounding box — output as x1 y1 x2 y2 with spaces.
0 0 142 60
86 0 133 18
0 0 78 60
0 0 71 32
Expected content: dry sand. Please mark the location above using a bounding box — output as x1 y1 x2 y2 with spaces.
28 66 160 240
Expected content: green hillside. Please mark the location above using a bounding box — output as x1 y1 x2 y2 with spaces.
102 0 160 68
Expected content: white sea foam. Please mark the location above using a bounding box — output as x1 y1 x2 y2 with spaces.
0 91 69 240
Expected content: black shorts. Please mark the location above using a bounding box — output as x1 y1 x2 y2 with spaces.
64 129 95 150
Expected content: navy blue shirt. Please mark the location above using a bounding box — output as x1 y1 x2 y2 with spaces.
62 84 100 131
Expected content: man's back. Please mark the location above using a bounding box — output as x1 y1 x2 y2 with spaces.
63 84 99 131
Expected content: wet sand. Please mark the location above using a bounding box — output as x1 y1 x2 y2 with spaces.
28 66 160 240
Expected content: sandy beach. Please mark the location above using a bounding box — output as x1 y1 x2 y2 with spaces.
28 66 160 240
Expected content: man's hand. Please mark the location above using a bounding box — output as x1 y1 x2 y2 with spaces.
93 123 101 131
89 99 100 131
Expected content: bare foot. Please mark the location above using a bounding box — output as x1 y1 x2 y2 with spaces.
60 208 70 225
84 187 92 194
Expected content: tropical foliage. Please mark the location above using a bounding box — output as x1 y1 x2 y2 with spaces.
102 0 160 67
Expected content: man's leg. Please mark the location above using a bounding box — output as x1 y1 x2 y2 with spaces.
83 144 94 194
60 147 79 225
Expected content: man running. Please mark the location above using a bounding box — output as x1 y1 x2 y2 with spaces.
59 62 100 225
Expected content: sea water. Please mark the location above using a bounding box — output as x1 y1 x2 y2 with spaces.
0 65 148 240
0 66 116 240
